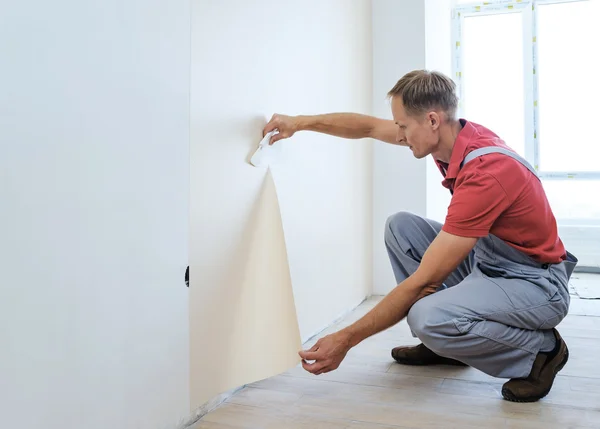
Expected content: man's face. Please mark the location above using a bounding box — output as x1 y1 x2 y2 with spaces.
391 96 438 159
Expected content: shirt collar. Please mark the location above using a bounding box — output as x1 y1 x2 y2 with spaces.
436 119 477 181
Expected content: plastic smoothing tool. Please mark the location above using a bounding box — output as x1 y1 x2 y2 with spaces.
250 129 282 168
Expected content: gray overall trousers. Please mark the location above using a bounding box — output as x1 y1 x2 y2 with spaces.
384 147 578 379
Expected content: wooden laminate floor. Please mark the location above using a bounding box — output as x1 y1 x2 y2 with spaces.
193 292 600 429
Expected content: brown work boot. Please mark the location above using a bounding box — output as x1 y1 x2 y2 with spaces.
391 343 467 366
501 329 569 403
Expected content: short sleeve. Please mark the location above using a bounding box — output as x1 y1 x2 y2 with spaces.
442 171 510 238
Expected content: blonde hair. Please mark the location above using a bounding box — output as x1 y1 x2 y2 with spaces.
387 70 458 120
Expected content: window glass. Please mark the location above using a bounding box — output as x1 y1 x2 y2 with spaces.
462 12 526 156
537 0 600 172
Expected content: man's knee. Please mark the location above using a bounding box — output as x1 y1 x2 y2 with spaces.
406 298 432 340
384 211 418 246
407 297 455 352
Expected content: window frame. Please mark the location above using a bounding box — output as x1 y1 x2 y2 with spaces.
451 0 600 180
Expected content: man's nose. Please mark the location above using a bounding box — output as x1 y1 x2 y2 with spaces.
396 130 405 143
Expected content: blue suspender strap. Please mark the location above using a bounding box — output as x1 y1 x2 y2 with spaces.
459 146 539 180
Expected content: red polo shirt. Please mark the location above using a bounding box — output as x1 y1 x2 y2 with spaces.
436 120 566 263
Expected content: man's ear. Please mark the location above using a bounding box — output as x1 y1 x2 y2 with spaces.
428 112 441 130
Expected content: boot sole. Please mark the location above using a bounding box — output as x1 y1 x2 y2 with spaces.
392 356 467 367
501 346 569 403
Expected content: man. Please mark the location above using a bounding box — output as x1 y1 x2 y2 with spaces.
262 70 577 403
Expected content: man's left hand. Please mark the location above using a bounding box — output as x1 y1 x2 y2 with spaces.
298 331 352 375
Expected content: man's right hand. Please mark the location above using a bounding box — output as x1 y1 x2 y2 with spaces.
263 114 298 145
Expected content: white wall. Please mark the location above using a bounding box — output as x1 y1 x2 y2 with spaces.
0 0 441 425
0 2 190 429
190 0 373 410
372 0 428 294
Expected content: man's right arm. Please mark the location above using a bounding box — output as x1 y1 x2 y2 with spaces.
263 113 401 146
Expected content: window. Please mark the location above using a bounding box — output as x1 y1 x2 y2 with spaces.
452 0 600 269
461 11 526 157
536 1 600 173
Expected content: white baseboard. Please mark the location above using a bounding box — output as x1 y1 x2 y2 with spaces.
176 385 244 429
300 295 368 345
